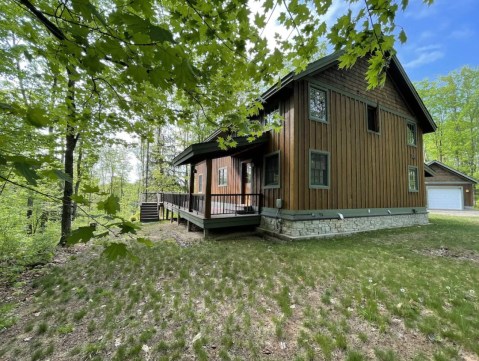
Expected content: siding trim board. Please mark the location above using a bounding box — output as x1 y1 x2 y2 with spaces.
261 207 427 221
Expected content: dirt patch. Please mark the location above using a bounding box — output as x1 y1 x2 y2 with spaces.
415 247 479 263
140 221 204 247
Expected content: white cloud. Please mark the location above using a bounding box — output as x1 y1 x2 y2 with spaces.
448 27 474 40
404 50 444 68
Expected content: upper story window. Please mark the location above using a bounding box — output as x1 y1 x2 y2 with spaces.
407 122 417 146
265 105 280 125
309 150 330 189
367 105 380 133
309 84 327 123
218 167 227 186
264 151 280 188
408 166 419 192
198 174 203 193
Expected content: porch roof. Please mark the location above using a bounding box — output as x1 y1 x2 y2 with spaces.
172 134 269 166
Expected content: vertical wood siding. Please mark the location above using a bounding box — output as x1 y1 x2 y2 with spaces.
291 75 426 210
191 57 427 210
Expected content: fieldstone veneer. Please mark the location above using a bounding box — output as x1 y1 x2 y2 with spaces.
260 213 429 239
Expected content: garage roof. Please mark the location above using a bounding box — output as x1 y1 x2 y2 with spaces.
427 161 478 184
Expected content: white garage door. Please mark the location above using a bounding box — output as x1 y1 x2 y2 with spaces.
427 187 463 210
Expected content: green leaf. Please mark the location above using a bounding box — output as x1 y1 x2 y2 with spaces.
0 102 13 111
97 195 120 215
399 29 407 44
149 25 174 43
102 243 129 260
67 226 96 245
174 60 197 89
26 107 49 128
82 184 100 193
118 220 140 235
95 231 109 238
43 169 72 183
137 237 154 247
71 194 90 205
13 162 39 186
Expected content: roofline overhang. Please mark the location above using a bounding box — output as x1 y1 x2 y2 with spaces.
426 160 478 184
172 134 269 166
424 163 436 177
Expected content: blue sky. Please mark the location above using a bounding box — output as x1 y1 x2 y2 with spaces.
395 0 479 81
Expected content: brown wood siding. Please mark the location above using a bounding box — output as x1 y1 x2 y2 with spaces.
290 77 426 210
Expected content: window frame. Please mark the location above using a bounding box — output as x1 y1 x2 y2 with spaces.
308 83 329 124
198 174 203 193
366 104 380 134
309 149 330 189
406 121 417 147
218 167 227 187
264 104 281 126
263 151 280 189
408 166 419 193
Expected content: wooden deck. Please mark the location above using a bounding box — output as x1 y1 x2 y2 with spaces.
162 201 261 230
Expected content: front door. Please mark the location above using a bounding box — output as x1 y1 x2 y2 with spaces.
241 162 253 204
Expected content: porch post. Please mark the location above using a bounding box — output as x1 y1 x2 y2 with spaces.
204 158 212 219
188 164 195 212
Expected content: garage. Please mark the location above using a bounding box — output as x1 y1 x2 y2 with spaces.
425 161 477 210
427 187 463 210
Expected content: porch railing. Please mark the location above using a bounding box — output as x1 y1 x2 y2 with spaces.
142 192 262 218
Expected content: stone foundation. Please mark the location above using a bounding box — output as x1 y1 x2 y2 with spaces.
259 213 429 239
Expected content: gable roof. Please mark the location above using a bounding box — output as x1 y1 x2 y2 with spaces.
262 51 437 134
427 160 478 184
172 134 268 166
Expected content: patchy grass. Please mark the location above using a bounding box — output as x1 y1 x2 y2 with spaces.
0 215 478 360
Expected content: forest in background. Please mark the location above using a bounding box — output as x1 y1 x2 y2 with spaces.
417 66 479 180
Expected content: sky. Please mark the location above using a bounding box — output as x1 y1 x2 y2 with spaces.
394 0 479 81
248 0 479 82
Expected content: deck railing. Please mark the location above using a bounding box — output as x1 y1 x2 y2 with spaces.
143 192 262 218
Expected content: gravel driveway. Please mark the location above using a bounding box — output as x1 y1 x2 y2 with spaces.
428 209 479 217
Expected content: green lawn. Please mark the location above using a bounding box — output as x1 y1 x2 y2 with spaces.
1 215 478 361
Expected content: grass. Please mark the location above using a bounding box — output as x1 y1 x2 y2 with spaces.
0 214 478 360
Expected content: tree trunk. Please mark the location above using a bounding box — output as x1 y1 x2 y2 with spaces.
72 135 83 220
26 195 33 235
59 68 78 246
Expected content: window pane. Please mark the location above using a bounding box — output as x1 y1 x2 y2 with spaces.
265 154 279 186
311 152 328 187
310 86 327 121
407 123 417 145
367 106 379 132
409 168 418 191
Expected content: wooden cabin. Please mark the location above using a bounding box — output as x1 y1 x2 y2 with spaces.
162 52 437 238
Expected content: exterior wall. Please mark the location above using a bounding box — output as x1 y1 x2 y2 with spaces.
260 213 429 239
262 92 296 208
194 155 262 195
283 59 426 211
426 164 476 207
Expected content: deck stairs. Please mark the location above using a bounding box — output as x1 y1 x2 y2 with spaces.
140 202 159 222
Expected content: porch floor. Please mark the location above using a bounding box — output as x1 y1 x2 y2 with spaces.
162 202 261 230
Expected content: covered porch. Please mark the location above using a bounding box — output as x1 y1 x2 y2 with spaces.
139 133 269 231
